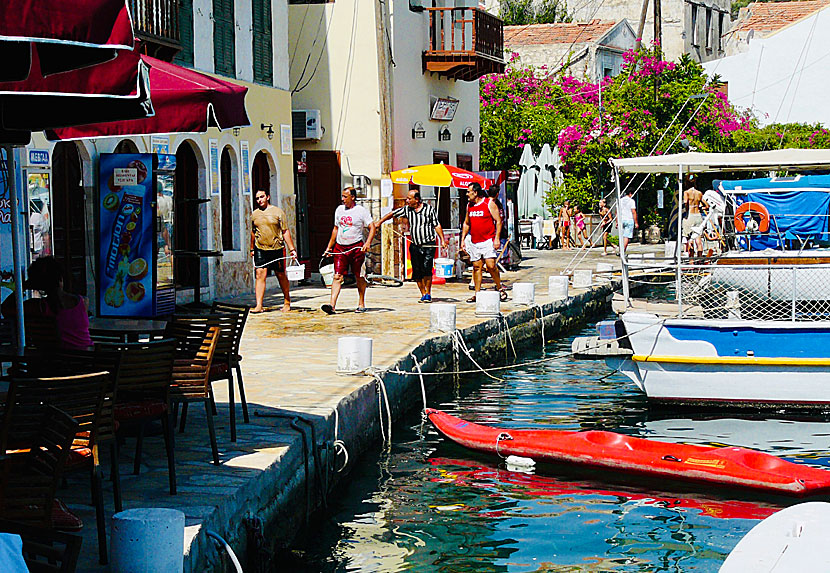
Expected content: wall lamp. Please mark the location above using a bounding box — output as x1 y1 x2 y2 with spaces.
438 125 451 142
261 123 275 140
412 121 426 139
233 127 241 136
462 127 474 143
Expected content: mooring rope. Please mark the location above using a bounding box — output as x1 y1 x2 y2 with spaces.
410 352 428 414
500 315 517 359
369 369 393 448
450 330 504 381
332 407 349 473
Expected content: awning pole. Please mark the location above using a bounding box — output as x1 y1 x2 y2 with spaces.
615 165 629 307
4 145 25 352
677 165 684 317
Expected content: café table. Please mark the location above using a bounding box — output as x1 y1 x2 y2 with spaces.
88 317 168 343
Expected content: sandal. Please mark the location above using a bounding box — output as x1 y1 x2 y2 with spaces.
321 304 335 315
466 296 476 303
499 289 508 302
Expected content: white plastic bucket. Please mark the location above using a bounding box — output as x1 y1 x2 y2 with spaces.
572 269 593 288
434 258 455 279
320 264 335 287
664 241 677 258
596 262 613 274
726 290 741 319
337 336 373 374
110 508 184 573
513 282 535 305
429 303 457 332
286 264 305 281
549 275 568 300
475 291 500 316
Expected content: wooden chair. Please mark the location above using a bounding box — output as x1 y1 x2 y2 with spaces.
167 324 221 465
210 302 251 431
0 519 82 573
96 339 177 496
4 372 110 564
0 404 79 529
23 313 60 350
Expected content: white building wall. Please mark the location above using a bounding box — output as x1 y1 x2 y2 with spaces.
193 0 214 73
236 0 254 82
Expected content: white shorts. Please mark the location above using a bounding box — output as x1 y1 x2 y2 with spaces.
465 236 497 262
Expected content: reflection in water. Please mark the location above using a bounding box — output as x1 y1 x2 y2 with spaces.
288 324 830 572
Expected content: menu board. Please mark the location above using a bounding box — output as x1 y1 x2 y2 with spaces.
97 153 154 317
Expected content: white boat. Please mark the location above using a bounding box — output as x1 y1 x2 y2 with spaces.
608 150 830 408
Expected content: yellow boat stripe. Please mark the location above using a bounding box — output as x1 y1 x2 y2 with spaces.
631 355 830 366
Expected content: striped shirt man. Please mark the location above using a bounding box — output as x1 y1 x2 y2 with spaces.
392 202 439 246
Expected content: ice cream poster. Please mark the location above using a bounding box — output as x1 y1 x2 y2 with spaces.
97 153 154 317
0 149 14 302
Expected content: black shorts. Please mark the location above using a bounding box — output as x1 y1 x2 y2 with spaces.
409 243 436 281
603 223 613 234
254 247 286 272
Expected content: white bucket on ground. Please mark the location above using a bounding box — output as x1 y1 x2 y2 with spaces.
572 269 593 288
286 264 305 281
110 508 184 573
337 336 373 374
434 258 455 279
513 282 535 305
549 276 569 300
320 264 335 287
596 262 613 274
430 303 457 332
475 291 500 316
664 241 677 258
726 290 742 320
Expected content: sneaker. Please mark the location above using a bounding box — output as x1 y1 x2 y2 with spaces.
423 294 432 303
418 294 426 303
355 307 368 313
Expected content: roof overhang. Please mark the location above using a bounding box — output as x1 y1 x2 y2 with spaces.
610 149 830 174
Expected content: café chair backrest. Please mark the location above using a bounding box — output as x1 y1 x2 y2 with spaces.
210 302 250 357
167 314 235 360
95 339 176 404
171 326 220 399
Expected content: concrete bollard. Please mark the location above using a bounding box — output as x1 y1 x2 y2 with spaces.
475 291 500 316
512 282 535 305
110 508 185 573
549 276 569 300
596 262 613 274
664 241 677 258
572 269 593 289
429 303 457 332
337 336 373 374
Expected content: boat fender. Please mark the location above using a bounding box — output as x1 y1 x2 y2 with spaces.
734 202 770 233
505 455 536 473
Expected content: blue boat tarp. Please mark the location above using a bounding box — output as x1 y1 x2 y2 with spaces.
720 175 830 250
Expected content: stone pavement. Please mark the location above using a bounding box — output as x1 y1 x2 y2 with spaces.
63 244 661 571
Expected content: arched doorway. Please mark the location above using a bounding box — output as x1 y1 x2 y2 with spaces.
51 143 87 295
220 147 234 250
174 142 199 288
251 151 270 208
113 140 139 154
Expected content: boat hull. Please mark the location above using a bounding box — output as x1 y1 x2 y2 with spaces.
613 312 830 407
426 409 830 496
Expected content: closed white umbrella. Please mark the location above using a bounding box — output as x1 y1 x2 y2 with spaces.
517 143 538 218
535 143 555 216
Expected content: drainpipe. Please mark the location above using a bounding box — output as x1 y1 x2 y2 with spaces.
376 0 395 277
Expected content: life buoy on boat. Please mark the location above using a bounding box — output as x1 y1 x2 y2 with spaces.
734 201 770 233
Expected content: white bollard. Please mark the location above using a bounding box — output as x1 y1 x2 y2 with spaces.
596 262 613 274
572 269 593 289
110 508 185 573
726 291 741 319
512 282 535 305
664 241 677 258
475 291 501 316
429 303 457 332
337 336 373 374
549 276 569 300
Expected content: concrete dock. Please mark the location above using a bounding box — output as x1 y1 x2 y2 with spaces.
61 245 659 571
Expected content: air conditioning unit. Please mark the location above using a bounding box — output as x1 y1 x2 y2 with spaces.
292 109 322 140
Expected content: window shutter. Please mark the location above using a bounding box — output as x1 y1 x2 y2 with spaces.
252 0 273 84
175 0 194 67
213 0 236 77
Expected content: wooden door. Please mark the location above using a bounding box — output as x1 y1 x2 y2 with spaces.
295 150 340 262
456 153 473 227
51 143 87 295
174 143 199 287
251 151 270 209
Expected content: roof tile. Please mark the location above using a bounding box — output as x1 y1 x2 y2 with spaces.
504 20 617 46
733 0 830 33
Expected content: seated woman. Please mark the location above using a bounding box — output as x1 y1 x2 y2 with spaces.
1 257 92 350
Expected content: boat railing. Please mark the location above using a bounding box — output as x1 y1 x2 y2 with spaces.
672 262 830 321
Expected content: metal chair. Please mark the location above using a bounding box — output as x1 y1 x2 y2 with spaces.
0 518 82 573
211 302 252 438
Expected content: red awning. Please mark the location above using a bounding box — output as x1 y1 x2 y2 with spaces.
0 0 134 79
49 56 250 139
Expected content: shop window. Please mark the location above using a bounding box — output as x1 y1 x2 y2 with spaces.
213 0 235 77
220 147 240 251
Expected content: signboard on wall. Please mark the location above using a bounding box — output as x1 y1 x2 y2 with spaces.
280 124 292 155
429 96 459 121
151 136 169 155
241 141 250 195
209 139 219 196
0 149 14 299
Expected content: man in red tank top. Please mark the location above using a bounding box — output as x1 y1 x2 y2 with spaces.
461 183 506 303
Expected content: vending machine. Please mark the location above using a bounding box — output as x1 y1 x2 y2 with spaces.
96 153 176 318
21 148 52 262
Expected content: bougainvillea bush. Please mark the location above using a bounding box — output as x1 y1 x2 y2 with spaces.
480 45 764 212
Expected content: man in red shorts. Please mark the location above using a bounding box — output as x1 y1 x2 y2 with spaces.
322 186 376 314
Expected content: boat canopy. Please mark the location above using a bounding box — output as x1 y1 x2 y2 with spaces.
719 174 830 193
610 149 830 174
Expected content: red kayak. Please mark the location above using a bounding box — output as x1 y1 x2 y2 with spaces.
425 409 830 496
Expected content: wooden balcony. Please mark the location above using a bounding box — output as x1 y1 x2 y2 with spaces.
423 7 505 81
129 0 181 57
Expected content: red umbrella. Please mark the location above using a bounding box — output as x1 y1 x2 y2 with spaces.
48 55 249 139
0 0 134 79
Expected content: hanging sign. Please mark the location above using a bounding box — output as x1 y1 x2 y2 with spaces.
241 141 251 195
209 139 219 196
151 136 169 155
657 189 664 209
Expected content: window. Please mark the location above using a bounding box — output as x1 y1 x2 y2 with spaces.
220 147 240 251
252 0 272 84
718 12 725 51
175 0 194 66
690 4 699 47
213 0 235 77
705 8 713 50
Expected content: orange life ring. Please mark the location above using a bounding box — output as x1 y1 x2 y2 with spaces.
734 201 770 233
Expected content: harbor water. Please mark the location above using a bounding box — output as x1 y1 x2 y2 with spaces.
286 323 830 572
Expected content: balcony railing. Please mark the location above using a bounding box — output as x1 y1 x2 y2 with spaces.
423 7 505 81
129 0 180 50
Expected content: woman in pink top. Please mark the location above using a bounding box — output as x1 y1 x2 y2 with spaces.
2 256 92 349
